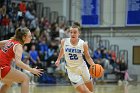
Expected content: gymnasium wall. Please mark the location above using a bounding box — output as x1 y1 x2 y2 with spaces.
37 0 127 27
104 36 140 82
82 29 140 82
37 0 140 81
36 0 69 20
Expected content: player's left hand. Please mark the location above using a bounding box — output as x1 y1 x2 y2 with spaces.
55 60 60 67
31 67 44 77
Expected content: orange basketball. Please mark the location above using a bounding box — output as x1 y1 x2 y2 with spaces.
89 64 104 78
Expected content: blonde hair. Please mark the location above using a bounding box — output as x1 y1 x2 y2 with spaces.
11 27 30 45
70 25 81 33
71 22 81 31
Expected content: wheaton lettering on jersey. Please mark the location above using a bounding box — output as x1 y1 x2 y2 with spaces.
65 48 81 53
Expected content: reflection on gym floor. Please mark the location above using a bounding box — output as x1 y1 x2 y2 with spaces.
8 83 140 93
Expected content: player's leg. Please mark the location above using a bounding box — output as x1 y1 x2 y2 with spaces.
0 67 14 93
85 80 94 92
0 82 13 93
82 65 94 92
76 84 93 93
1 68 30 93
67 69 92 93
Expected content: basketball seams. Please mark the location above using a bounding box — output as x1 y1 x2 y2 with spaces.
91 65 94 77
89 64 104 78
97 65 101 77
99 66 102 77
95 65 96 77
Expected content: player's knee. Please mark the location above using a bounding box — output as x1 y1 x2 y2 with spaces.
78 88 90 93
80 90 89 93
3 83 12 88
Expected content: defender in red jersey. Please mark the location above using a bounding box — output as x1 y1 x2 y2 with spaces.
0 27 43 93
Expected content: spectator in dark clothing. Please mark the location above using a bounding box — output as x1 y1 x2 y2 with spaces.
108 50 116 67
119 59 128 80
46 41 58 67
50 22 59 40
0 0 5 7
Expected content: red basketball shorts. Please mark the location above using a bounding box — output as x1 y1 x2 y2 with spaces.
0 66 11 79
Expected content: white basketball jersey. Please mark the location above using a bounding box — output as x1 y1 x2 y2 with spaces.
64 38 85 67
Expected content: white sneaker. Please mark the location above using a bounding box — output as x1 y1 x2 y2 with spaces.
118 80 122 86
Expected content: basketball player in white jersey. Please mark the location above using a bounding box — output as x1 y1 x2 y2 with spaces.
55 23 95 93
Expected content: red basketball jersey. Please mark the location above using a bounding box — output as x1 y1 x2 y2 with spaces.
0 40 20 67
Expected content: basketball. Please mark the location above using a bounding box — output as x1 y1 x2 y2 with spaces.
89 64 104 78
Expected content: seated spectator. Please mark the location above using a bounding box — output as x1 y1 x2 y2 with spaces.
108 50 116 66
1 14 10 26
46 41 58 67
113 58 121 77
25 9 35 20
19 1 26 13
101 49 113 76
38 38 49 62
22 45 36 84
64 27 70 38
101 49 113 70
119 59 133 84
119 59 128 80
17 9 23 21
30 17 38 30
29 44 42 68
1 14 10 39
50 22 59 40
8 21 15 37
92 48 102 64
59 23 65 39
114 58 133 85
1 4 6 16
22 45 30 64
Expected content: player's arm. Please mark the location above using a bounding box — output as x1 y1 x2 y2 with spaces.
55 39 65 66
14 44 43 76
83 42 95 66
0 40 8 48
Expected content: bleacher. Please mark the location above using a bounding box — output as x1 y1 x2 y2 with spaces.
0 0 135 84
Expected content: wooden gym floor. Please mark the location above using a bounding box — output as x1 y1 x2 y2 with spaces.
8 83 140 93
